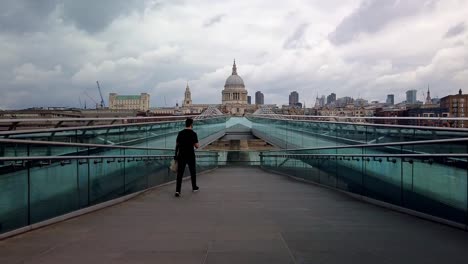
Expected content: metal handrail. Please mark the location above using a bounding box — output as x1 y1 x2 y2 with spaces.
248 115 468 132
0 115 227 135
261 137 468 153
259 153 468 158
0 138 171 150
0 153 218 162
0 115 201 123
0 138 217 153
252 114 468 121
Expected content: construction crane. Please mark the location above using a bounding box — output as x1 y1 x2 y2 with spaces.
84 91 99 109
96 81 105 108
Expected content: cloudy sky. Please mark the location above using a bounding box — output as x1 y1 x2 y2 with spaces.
0 0 467 109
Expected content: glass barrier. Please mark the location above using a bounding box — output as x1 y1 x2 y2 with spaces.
217 151 261 166
0 151 218 235
0 116 228 158
248 116 468 149
0 116 228 150
261 147 468 226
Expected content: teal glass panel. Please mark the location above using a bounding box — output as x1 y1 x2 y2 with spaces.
335 147 363 194
0 142 29 157
27 144 87 157
88 157 125 205
146 158 173 187
298 156 318 182
0 165 28 233
362 151 402 205
402 142 468 155
402 157 468 223
125 158 155 193
315 149 337 188
218 151 261 166
77 160 89 208
78 127 123 145
29 160 79 224
196 155 217 174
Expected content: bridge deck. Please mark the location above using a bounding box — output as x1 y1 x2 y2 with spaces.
1 167 468 264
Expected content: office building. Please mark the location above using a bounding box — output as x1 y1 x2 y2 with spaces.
326 93 336 105
406 90 417 104
336 97 354 107
386 94 394 105
289 91 299 106
255 91 264 105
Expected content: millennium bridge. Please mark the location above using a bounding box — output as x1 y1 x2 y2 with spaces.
1 112 468 263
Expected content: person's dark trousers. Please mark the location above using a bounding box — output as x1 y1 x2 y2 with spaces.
176 158 197 193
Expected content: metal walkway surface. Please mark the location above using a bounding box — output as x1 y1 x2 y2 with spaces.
1 167 468 264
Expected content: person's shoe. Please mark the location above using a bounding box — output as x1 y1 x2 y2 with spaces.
175 192 180 197
192 187 200 192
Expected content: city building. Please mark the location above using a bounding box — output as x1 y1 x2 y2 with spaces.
151 83 216 115
354 98 368 107
321 96 326 107
386 94 394 105
406 90 417 104
255 91 264 105
289 91 299 106
406 107 449 126
109 93 150 111
314 95 321 108
326 93 336 106
247 96 252 105
221 60 249 115
155 61 261 116
441 89 468 127
317 104 375 118
336 97 353 107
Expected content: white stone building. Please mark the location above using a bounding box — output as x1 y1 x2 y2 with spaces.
109 93 150 111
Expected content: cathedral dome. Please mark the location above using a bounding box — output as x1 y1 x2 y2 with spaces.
225 75 245 87
224 60 245 89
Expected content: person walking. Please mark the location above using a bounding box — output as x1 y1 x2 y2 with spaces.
174 118 200 197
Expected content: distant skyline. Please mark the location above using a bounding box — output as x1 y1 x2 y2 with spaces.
1 0 467 109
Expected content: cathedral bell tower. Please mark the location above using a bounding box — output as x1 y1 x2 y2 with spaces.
183 83 192 106
425 85 432 105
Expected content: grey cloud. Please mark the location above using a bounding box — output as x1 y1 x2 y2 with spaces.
329 0 438 45
0 0 466 109
0 0 58 33
283 23 309 49
0 0 150 34
445 22 466 38
203 14 225 27
61 0 149 33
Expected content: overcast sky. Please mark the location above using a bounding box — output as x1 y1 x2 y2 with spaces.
0 0 467 109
